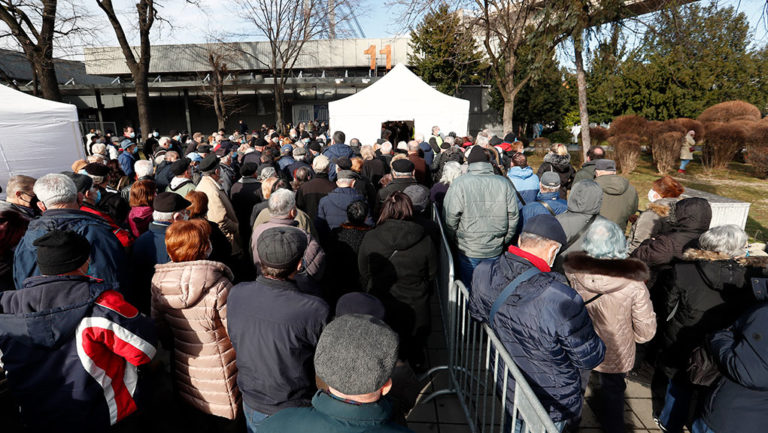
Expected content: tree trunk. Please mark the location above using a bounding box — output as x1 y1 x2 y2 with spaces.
134 75 152 143
36 59 62 101
574 31 591 161
273 78 284 132
502 98 514 134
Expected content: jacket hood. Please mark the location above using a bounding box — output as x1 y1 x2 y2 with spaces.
152 260 233 308
564 252 649 294
375 219 425 250
647 197 678 218
0 275 109 348
596 174 630 195
27 208 112 234
508 166 535 180
543 153 572 172
467 161 494 175
673 197 712 232
681 249 746 291
566 180 603 214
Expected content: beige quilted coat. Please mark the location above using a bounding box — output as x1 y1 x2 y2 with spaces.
564 252 657 373
151 260 240 419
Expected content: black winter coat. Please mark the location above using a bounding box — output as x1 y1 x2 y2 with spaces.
323 224 372 306
537 153 575 199
296 174 336 222
230 178 263 249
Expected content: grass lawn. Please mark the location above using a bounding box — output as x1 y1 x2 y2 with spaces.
527 152 768 241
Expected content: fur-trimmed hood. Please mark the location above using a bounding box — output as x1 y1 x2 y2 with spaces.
647 196 679 219
543 153 572 172
683 248 768 268
564 252 649 295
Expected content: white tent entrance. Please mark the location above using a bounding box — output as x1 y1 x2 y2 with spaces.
328 64 470 145
0 85 84 198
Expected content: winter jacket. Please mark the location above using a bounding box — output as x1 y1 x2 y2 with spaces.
358 219 438 340
13 209 128 290
296 173 336 222
408 154 429 186
556 180 608 258
520 191 567 224
155 161 174 191
376 177 423 217
80 202 135 248
251 217 325 280
419 141 435 166
227 276 329 414
701 299 768 433
443 162 519 259
252 207 317 240
196 175 241 255
627 198 679 252
563 253 656 373
680 134 695 160
151 260 240 419
128 205 153 238
572 160 597 185
229 177 262 249
316 187 366 237
118 150 136 178
323 143 355 181
0 275 156 432
168 176 196 197
537 153 575 199
429 181 450 212
630 197 711 268
130 221 172 313
595 174 638 232
362 158 387 188
469 251 605 422
324 224 371 301
259 391 413 433
507 166 540 207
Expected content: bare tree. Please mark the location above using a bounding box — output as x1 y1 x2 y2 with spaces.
199 43 246 130
95 0 156 141
0 0 88 100
235 0 355 132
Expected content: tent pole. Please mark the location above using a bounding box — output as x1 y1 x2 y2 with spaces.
95 89 105 133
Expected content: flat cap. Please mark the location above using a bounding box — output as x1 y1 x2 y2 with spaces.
63 172 93 194
84 162 109 177
540 171 561 188
335 293 386 320
120 138 135 150
308 141 322 153
257 226 307 270
292 147 307 157
170 158 191 176
280 144 293 154
153 191 191 212
467 146 489 164
522 214 568 246
34 230 91 275
335 156 352 170
198 153 220 172
197 144 212 154
595 159 616 171
314 314 399 395
403 184 429 214
240 162 259 177
391 159 414 173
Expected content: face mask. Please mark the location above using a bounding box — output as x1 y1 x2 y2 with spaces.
128 132 135 138
132 146 139 155
90 188 102 204
27 195 41 216
205 241 213 258
647 189 661 203
153 132 159 138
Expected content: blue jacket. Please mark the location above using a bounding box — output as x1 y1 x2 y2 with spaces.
702 300 768 433
0 275 156 432
118 150 136 178
259 391 413 433
507 166 539 207
419 141 434 166
316 187 366 237
322 143 354 181
469 251 605 422
227 276 329 415
13 209 128 290
129 222 171 313
520 191 568 224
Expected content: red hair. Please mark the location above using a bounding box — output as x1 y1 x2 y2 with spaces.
165 219 211 262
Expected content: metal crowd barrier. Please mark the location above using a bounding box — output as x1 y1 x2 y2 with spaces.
421 204 559 433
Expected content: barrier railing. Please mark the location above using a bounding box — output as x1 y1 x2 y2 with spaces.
422 204 559 433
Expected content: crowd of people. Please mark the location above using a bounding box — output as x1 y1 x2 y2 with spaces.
0 121 765 433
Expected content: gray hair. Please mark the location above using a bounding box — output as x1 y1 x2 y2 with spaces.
312 154 330 173
699 225 748 258
33 173 77 207
407 140 420 152
268 188 296 217
381 141 392 154
134 160 153 178
439 161 462 185
158 136 171 148
86 155 107 165
91 142 106 156
152 210 175 222
443 136 455 146
414 133 424 142
582 219 628 259
518 232 558 249
165 151 179 162
475 131 490 148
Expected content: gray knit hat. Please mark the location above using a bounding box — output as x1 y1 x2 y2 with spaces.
314 314 399 395
257 226 307 270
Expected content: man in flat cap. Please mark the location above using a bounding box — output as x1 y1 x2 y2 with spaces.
375 158 428 218
195 153 241 256
594 159 638 232
443 146 519 289
130 192 190 313
258 314 411 433
228 226 330 432
520 171 568 225
167 157 196 197
469 214 605 431
0 230 156 432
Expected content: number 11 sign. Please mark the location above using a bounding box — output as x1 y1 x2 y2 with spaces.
363 44 392 70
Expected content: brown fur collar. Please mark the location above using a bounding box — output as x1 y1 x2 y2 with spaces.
563 251 649 281
683 249 768 268
647 202 670 217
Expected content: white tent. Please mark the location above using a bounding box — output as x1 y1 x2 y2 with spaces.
328 64 470 145
0 85 84 198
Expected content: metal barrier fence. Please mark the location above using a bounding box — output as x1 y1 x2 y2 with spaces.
422 204 559 433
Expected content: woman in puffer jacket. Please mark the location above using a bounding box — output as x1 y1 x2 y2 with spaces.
564 219 657 433
627 176 684 252
151 219 241 422
537 143 575 199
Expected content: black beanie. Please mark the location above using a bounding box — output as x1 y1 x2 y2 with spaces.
34 230 91 275
467 146 489 164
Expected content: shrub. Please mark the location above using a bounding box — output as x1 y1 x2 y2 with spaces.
668 118 704 142
547 130 573 144
701 123 749 170
697 100 761 123
652 131 684 174
609 115 648 138
745 124 768 177
589 126 610 145
746 123 768 148
609 134 642 174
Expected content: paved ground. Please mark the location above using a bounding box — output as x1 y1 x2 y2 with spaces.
407 299 664 433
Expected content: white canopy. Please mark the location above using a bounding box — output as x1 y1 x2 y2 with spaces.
328 64 470 144
0 85 84 198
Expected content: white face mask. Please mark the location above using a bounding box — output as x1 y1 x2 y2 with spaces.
647 189 661 203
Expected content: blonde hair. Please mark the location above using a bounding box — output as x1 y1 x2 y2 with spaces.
552 143 568 156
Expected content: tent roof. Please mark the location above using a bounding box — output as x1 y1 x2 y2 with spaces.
0 84 79 121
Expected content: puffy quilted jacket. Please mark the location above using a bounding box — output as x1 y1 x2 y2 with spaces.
151 260 240 419
564 252 656 373
469 251 605 422
443 162 519 259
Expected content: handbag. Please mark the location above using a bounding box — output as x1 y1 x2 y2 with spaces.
687 345 721 386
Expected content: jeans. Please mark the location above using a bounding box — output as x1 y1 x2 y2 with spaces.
691 418 716 433
658 378 693 433
244 403 269 433
457 253 496 290
504 413 568 433
679 159 691 170
590 372 627 433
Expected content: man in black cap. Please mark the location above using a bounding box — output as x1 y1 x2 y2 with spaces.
167 157 196 197
130 192 190 313
196 153 241 256
469 214 605 431
375 158 427 217
443 146 519 288
593 159 638 232
228 226 330 431
0 230 156 432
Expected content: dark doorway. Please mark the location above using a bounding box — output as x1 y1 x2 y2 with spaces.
381 120 414 145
